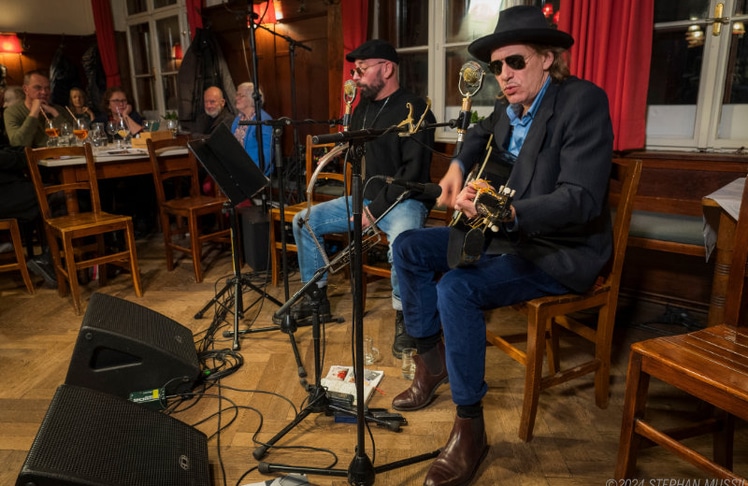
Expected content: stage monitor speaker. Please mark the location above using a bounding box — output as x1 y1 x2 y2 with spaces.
65 293 201 399
16 384 210 486
239 205 269 271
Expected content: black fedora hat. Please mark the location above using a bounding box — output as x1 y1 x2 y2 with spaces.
468 5 574 63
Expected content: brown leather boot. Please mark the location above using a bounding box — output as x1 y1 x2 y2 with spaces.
392 340 448 411
424 413 489 486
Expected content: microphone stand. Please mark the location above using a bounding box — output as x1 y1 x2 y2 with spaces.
246 10 270 214
256 135 440 485
255 22 312 203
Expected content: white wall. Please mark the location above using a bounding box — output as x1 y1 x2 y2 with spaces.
0 0 95 35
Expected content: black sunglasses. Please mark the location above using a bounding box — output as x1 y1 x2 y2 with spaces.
488 54 532 75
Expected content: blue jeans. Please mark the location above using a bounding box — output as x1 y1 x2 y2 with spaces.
293 196 429 310
393 226 570 406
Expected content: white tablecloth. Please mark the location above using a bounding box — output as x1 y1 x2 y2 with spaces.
703 177 745 260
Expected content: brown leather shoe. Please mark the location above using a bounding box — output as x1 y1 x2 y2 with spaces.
392 341 448 411
424 414 489 486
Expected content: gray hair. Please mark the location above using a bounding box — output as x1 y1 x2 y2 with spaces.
237 82 264 107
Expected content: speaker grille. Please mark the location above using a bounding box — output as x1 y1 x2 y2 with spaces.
17 385 210 486
65 293 201 398
82 293 197 361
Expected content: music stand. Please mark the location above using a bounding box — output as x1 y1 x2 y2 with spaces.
188 124 283 350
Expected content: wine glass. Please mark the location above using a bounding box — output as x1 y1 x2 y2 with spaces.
116 118 131 148
166 119 178 138
106 120 119 148
73 118 90 145
44 120 59 147
90 122 106 147
59 122 73 147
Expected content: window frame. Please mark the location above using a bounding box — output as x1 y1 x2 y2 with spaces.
646 0 748 152
121 0 189 118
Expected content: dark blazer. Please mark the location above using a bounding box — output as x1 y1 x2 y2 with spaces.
457 76 614 293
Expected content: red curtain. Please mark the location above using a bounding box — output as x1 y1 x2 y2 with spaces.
340 1 369 121
559 0 654 152
186 0 203 40
90 0 121 87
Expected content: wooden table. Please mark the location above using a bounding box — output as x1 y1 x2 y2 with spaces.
38 147 189 213
702 177 744 327
38 147 189 183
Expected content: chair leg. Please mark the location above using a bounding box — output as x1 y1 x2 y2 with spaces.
63 234 82 315
518 307 547 442
161 211 175 271
615 348 649 479
188 212 203 283
46 232 67 297
96 234 109 287
546 318 560 375
124 220 143 297
713 411 735 470
8 220 34 294
594 304 613 409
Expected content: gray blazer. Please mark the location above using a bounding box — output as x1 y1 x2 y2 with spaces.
458 76 614 293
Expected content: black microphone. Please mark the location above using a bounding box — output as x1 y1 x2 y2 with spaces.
384 177 442 199
342 79 357 132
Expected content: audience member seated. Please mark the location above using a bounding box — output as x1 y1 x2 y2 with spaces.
93 86 144 139
68 87 95 121
93 87 153 238
0 141 56 287
192 86 233 139
3 86 24 109
231 82 274 177
4 70 73 148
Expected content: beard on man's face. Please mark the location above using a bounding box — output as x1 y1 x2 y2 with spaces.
358 77 385 101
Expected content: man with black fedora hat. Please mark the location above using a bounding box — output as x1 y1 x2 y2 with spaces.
390 5 614 485
291 39 436 357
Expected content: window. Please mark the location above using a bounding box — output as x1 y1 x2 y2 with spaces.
375 1 747 152
371 0 559 144
122 0 188 118
647 0 748 152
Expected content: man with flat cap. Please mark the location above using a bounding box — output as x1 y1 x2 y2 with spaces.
391 6 614 485
291 39 436 357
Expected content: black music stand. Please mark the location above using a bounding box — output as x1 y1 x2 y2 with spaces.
188 124 283 350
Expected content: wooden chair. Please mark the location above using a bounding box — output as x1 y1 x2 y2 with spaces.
146 136 231 283
615 175 748 480
25 144 143 314
269 134 349 286
0 218 35 294
485 158 643 441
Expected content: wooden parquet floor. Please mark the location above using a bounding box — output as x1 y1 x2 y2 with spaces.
1 234 746 485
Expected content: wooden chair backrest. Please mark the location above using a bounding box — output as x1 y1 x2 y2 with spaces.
25 143 101 218
146 135 201 202
723 176 748 328
304 134 351 199
604 158 643 291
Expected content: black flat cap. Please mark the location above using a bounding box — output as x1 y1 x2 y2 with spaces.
346 39 400 64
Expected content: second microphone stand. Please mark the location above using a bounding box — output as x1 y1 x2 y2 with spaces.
255 136 439 485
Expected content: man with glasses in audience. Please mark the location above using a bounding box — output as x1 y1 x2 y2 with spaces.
390 7 614 485
4 70 73 147
289 39 436 359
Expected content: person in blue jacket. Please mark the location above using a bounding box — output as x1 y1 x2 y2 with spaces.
230 82 273 177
